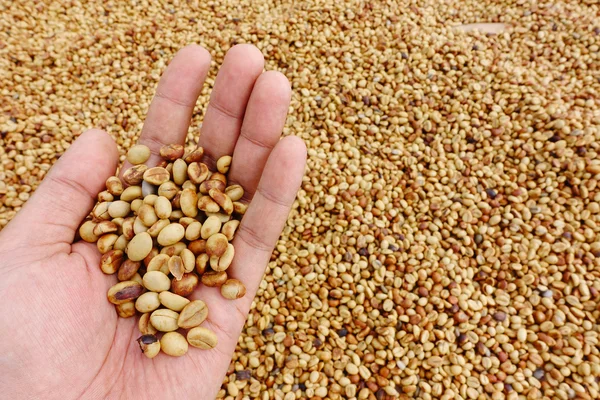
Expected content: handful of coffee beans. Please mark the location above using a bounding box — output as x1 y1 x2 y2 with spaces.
79 143 247 358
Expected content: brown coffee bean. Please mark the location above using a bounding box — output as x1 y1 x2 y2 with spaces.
142 167 170 186
107 281 145 305
139 312 158 335
221 279 246 300
221 220 240 241
233 201 248 215
184 147 204 163
160 242 187 256
100 249 124 274
188 239 206 256
169 255 185 280
118 259 141 281
209 188 233 215
97 233 119 254
213 243 235 272
160 143 184 161
123 164 148 186
195 253 209 274
206 233 228 257
201 271 228 287
105 176 124 196
197 195 221 213
199 179 226 194
187 162 210 184
137 334 161 358
171 272 199 296
147 218 170 237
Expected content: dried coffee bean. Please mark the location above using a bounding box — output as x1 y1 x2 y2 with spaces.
187 162 210 184
79 221 98 243
92 202 111 221
93 220 118 236
201 271 228 287
150 309 180 332
157 181 178 200
137 334 161 358
116 301 136 318
127 144 151 165
216 155 232 174
139 312 158 335
206 233 228 257
188 239 206 256
184 147 204 163
213 243 235 272
133 216 148 234
199 179 226 194
97 233 119 254
127 232 153 261
143 271 171 292
201 216 222 239
106 176 124 196
138 204 159 227
221 220 240 241
147 218 170 237
158 291 190 312
98 190 114 202
185 221 202 241
209 188 233 215
187 327 218 349
154 196 172 219
178 300 208 329
123 164 148 186
113 235 129 252
157 223 185 246
195 253 209 274
225 185 244 202
180 188 198 218
107 281 145 305
143 167 170 185
197 195 221 213
168 255 184 280
135 291 161 313
172 159 188 185
120 185 143 202
180 249 195 273
171 273 199 296
143 194 158 206
160 332 188 357
118 259 141 281
221 279 246 299
100 249 124 274
160 144 184 161
233 202 247 215
146 253 170 274
160 242 186 256
108 200 131 219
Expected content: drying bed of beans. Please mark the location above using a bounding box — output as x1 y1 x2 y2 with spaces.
1 0 599 399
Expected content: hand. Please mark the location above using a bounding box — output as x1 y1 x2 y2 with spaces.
0 44 306 399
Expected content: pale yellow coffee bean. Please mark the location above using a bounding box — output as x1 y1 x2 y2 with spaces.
108 200 131 219
158 291 190 312
143 194 158 206
201 216 222 239
158 181 178 200
185 221 202 241
127 144 151 165
199 179 226 195
106 176 124 196
135 291 161 313
138 204 158 227
133 216 148 234
205 211 231 223
221 220 240 241
182 180 197 191
147 254 171 274
180 188 198 218
154 196 172 219
143 270 171 292
113 234 129 251
139 312 158 335
158 223 185 246
97 233 119 254
127 232 153 261
172 159 188 185
216 155 232 174
187 327 218 349
107 280 145 305
79 221 98 243
147 218 170 237
130 198 143 213
122 217 135 240
180 249 195 273
201 271 228 287
233 202 247 215
161 332 188 357
160 242 187 256
121 185 143 202
178 300 208 329
221 279 246 300
150 309 180 332
169 210 184 221
143 167 170 185
225 185 244 202
97 190 114 202
130 273 144 286
178 217 196 228
137 334 161 358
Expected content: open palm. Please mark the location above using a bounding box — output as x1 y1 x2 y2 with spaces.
0 44 306 399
